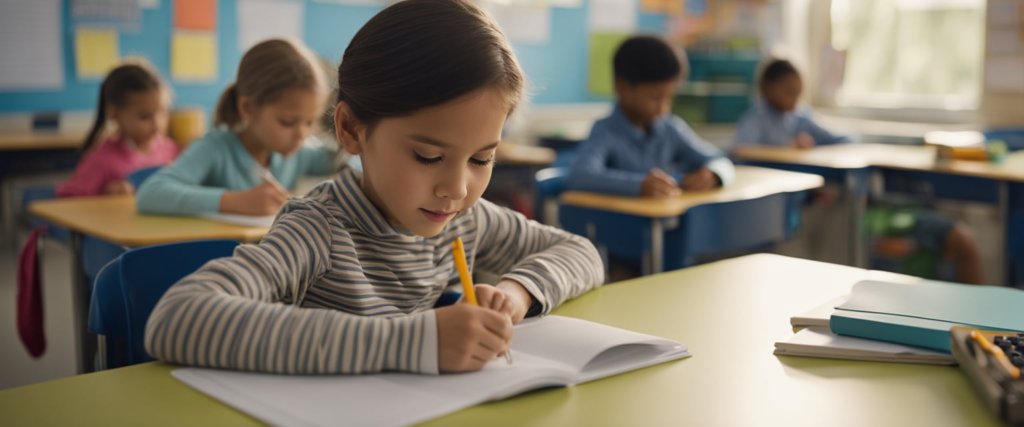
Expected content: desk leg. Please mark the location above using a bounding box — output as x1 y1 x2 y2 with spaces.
69 232 97 374
846 170 868 268
999 181 1010 287
651 218 664 274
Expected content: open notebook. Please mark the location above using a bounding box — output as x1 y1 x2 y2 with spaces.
173 315 690 427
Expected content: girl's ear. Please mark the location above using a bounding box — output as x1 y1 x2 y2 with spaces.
237 95 256 127
334 102 366 155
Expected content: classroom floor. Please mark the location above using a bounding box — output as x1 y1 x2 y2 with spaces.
0 230 77 390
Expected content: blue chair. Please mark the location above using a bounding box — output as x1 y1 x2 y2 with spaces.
126 166 162 189
88 239 239 368
534 167 568 224
561 192 802 273
89 258 130 369
82 237 126 284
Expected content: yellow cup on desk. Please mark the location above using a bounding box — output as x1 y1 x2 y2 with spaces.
169 108 207 148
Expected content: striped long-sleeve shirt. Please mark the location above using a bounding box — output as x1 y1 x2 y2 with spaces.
145 167 604 375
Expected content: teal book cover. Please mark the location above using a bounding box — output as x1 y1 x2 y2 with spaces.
830 280 1024 353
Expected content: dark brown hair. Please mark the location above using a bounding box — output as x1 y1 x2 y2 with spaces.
215 39 327 128
82 61 164 151
335 0 524 130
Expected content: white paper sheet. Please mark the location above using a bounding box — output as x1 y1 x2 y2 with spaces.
200 213 276 227
589 0 636 32
487 5 551 45
237 0 305 52
775 327 954 365
0 0 65 90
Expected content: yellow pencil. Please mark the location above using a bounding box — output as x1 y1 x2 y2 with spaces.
451 237 512 365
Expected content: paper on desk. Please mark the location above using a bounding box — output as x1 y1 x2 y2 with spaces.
200 213 275 227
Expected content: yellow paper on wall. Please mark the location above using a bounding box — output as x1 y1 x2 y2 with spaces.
588 33 630 98
172 31 217 81
76 28 120 79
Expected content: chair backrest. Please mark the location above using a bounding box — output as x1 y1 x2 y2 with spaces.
668 192 792 270
126 166 163 189
119 239 239 365
88 258 131 369
534 167 568 224
82 237 126 284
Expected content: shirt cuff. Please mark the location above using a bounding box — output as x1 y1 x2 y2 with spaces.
500 272 551 315
705 157 736 187
418 309 439 375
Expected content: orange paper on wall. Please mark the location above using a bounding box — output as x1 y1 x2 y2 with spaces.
174 0 216 30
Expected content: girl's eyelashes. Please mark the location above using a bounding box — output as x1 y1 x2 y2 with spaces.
469 156 494 167
414 153 442 165
414 153 495 167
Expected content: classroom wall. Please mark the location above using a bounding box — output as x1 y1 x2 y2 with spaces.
0 0 668 115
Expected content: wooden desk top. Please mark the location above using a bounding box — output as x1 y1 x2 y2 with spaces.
0 132 83 152
0 254 994 426
734 143 1024 182
496 143 556 166
28 196 269 247
561 166 825 217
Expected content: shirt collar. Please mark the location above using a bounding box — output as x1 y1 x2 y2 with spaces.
610 104 669 143
332 168 416 238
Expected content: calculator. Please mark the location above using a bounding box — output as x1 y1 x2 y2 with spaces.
949 326 1024 425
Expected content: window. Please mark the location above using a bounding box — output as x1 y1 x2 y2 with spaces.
831 0 986 110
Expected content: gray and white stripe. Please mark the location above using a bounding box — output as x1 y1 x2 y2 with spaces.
145 168 604 374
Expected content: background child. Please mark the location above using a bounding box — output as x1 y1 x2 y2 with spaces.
567 35 734 199
733 58 852 148
56 61 179 197
136 39 337 217
145 0 603 375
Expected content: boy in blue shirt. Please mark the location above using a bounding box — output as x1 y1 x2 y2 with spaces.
733 59 852 148
568 36 734 198
733 58 983 284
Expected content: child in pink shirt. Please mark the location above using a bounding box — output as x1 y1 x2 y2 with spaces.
57 62 179 197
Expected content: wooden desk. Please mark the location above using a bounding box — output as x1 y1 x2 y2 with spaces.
0 255 995 426
0 132 83 152
495 142 556 166
561 166 824 273
562 166 824 217
29 196 269 247
734 143 1024 182
29 196 271 375
734 144 1024 283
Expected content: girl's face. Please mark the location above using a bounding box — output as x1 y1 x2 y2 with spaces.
110 89 169 146
337 88 507 237
240 88 323 156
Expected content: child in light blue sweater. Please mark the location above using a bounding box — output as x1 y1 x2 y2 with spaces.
137 39 336 216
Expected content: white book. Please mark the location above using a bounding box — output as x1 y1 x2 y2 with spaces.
199 213 276 227
790 295 848 328
173 315 691 427
774 327 954 365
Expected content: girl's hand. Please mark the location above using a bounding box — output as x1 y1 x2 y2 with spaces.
104 180 135 195
220 181 289 216
435 303 513 372
474 281 532 325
